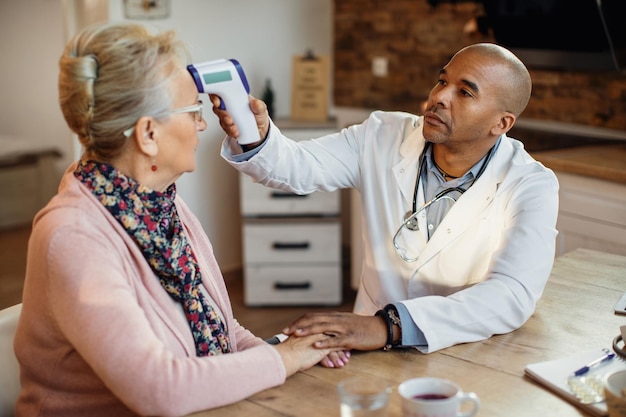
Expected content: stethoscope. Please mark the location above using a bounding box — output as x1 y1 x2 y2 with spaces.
402 142 496 232
393 142 496 263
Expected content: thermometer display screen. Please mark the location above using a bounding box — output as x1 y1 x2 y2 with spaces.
202 70 233 85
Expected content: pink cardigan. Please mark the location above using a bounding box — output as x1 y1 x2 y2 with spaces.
14 165 286 417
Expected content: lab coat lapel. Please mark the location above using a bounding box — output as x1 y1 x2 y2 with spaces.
392 121 426 208
414 138 512 268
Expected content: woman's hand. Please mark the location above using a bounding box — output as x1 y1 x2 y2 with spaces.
319 350 352 368
273 333 342 376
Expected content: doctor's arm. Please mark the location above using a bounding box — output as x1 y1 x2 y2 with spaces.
286 168 559 354
399 169 559 353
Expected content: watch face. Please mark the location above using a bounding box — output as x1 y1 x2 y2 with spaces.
124 0 170 19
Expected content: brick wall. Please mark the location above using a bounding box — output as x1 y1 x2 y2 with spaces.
333 0 626 130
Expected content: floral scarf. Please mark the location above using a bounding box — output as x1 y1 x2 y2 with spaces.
74 160 232 356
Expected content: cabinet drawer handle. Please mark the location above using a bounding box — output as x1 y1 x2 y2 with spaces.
270 192 308 199
274 281 312 290
272 242 310 250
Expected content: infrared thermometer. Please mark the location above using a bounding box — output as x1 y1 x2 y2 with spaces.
187 59 259 145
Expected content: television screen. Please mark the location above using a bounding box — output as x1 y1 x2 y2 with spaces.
480 0 626 71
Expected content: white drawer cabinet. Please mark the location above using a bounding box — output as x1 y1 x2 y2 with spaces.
243 222 341 264
243 220 341 305
240 120 342 306
240 176 339 216
244 264 341 305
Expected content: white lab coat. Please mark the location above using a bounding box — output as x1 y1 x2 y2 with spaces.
222 111 559 353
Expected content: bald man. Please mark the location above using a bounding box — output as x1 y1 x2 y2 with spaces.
214 43 559 366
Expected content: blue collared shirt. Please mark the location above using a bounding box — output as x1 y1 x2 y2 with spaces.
422 138 501 239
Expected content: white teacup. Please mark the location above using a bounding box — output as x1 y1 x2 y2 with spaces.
398 377 479 417
605 370 626 417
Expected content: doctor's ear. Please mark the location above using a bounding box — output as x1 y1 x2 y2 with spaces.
133 117 159 157
490 113 516 136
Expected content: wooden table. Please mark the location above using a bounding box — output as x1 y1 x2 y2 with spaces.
191 249 626 417
532 144 626 184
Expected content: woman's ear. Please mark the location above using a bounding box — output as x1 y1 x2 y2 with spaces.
132 116 159 157
490 112 516 136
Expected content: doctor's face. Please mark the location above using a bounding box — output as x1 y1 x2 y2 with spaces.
422 49 509 147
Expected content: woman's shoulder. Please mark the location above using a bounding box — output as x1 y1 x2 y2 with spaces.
31 169 126 250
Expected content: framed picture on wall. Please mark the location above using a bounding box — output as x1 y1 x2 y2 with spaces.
123 0 170 19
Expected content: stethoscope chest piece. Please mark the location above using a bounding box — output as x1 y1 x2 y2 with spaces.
403 210 420 231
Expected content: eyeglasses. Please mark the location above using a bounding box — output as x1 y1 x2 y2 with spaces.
392 187 464 263
170 100 204 122
123 100 204 138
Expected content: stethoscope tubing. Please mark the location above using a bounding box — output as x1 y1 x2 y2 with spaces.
410 141 496 214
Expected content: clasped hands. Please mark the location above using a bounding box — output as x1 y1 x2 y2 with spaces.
281 311 388 368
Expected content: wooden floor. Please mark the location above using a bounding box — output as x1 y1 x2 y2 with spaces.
0 224 356 340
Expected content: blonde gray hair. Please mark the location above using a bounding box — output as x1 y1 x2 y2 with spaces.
58 23 189 161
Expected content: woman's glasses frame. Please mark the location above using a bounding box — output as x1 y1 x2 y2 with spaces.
123 100 204 138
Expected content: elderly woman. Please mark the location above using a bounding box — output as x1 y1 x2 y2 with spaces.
13 23 334 417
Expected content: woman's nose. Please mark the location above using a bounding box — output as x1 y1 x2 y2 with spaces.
198 117 207 132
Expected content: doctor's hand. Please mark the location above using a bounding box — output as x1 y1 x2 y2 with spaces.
282 312 388 352
210 94 269 148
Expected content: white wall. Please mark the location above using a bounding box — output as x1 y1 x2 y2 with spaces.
0 0 71 169
0 0 333 272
